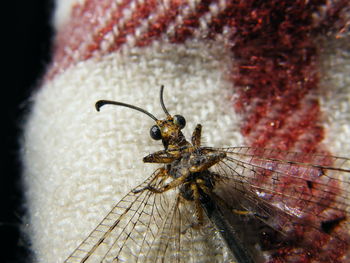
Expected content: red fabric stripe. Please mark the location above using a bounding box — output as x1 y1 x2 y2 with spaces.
47 0 132 79
87 0 132 56
229 1 322 152
108 0 159 51
169 0 214 43
135 0 186 47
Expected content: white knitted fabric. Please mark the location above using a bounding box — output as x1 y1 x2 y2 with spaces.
22 1 350 262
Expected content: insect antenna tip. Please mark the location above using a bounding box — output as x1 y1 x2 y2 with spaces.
95 100 106 112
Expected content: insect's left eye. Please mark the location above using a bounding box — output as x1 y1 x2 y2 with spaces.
174 115 186 129
150 125 162 140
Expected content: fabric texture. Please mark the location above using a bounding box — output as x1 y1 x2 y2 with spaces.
22 0 349 262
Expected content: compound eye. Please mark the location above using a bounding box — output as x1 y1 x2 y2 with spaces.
150 125 162 140
174 115 186 129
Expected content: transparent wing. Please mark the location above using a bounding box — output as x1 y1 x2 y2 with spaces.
145 194 233 263
65 168 233 263
64 168 166 262
206 147 350 262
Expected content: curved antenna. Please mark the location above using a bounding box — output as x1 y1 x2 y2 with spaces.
159 85 170 116
95 100 158 121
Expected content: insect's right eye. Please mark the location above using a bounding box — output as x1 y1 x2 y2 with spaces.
150 125 162 140
173 115 186 129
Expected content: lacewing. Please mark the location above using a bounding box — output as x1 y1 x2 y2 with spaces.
65 86 349 263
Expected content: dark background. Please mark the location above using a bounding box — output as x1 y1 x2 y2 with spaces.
3 1 54 262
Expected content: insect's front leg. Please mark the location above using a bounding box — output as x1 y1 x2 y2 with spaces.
143 172 190 194
132 167 169 194
191 124 202 147
143 149 181 163
133 168 190 194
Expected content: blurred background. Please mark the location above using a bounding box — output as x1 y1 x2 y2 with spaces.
3 1 53 262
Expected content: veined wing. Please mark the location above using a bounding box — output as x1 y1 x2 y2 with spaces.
145 192 234 263
65 167 233 263
64 168 168 262
206 146 350 262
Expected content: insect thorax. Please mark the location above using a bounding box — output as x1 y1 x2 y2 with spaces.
167 149 217 202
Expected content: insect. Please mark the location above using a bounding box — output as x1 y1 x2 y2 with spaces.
65 86 350 263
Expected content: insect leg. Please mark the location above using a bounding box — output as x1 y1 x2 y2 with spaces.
191 124 202 147
179 183 206 234
143 149 180 163
132 167 189 195
191 183 204 228
132 168 169 194
145 172 189 194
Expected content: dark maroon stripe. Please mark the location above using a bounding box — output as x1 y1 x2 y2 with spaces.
108 0 159 52
135 0 186 47
223 1 349 261
228 1 322 150
169 0 214 43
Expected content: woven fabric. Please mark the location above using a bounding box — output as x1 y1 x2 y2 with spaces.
22 0 349 262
